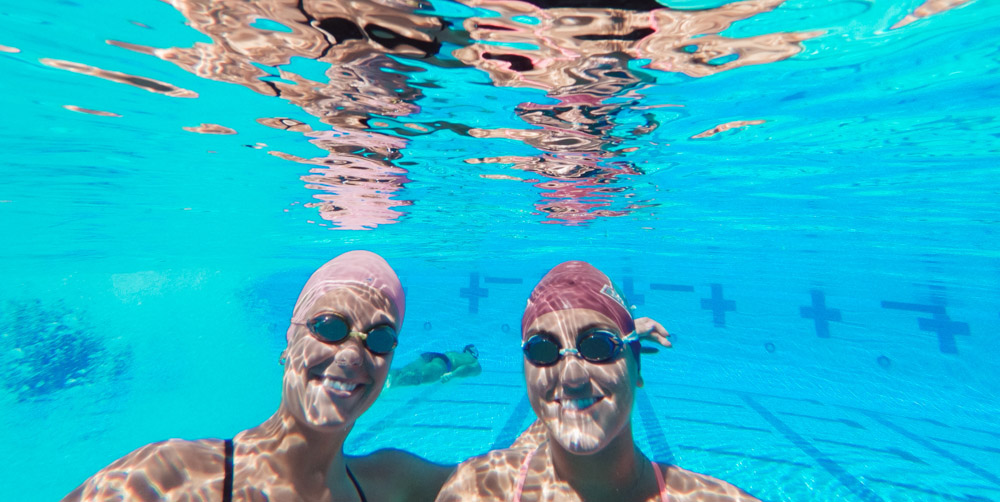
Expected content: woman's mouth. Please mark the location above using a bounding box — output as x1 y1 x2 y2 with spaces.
557 396 603 411
323 378 360 393
309 370 365 396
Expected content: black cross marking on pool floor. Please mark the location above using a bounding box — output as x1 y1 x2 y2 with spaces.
460 272 488 314
650 283 695 292
701 284 735 327
881 301 969 354
800 289 842 338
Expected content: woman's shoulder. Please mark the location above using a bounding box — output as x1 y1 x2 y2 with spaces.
658 463 761 501
348 449 453 502
62 439 226 502
124 438 226 474
436 447 535 502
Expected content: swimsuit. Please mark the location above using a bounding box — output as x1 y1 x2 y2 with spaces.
346 464 369 502
420 352 453 373
221 439 367 502
223 439 234 502
509 445 669 502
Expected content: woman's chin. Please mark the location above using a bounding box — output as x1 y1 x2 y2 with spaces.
300 394 365 431
552 426 604 454
303 408 355 431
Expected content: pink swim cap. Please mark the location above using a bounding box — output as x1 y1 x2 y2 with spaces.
521 261 634 337
288 250 405 342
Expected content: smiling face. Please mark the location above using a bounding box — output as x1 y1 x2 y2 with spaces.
523 308 640 455
281 283 398 431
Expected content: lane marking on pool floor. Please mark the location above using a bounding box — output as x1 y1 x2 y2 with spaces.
741 394 886 502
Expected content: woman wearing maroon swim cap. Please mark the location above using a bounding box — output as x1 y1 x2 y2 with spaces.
64 250 451 502
437 261 759 502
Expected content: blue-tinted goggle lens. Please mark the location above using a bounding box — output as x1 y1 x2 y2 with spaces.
522 330 624 366
364 326 398 355
308 314 350 342
578 331 619 361
307 314 397 355
523 336 561 366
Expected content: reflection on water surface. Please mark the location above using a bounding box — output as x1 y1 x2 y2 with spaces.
92 0 828 228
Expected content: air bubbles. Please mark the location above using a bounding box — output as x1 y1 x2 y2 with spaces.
501 323 510 333
764 342 775 353
423 321 432 330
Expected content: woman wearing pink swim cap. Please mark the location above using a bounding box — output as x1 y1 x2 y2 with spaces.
64 250 450 502
437 261 759 502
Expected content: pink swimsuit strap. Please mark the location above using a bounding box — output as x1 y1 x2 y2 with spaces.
509 448 669 502
509 447 538 502
652 462 670 502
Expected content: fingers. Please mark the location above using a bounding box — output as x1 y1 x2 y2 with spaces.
635 316 672 348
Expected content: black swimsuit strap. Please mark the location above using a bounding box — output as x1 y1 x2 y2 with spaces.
221 439 364 502
222 439 234 502
345 465 368 502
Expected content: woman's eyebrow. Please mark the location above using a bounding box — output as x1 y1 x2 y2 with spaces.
528 328 558 337
577 322 617 333
362 313 395 330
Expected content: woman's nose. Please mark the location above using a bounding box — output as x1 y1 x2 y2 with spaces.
334 338 364 367
559 355 590 387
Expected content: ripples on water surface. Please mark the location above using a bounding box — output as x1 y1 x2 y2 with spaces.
1 0 998 500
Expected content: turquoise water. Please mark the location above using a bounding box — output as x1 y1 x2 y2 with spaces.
1 0 998 500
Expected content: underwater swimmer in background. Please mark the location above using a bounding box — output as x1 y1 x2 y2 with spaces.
388 344 483 387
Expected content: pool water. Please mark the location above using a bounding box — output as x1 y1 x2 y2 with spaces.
1 0 998 500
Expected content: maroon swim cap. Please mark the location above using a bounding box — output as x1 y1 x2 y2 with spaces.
521 261 635 337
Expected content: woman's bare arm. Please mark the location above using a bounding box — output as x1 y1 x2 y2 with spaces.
62 439 222 502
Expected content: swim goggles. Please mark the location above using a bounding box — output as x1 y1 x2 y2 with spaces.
522 329 638 366
295 313 398 355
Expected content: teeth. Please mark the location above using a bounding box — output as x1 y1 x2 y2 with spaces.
323 379 359 392
561 397 598 410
